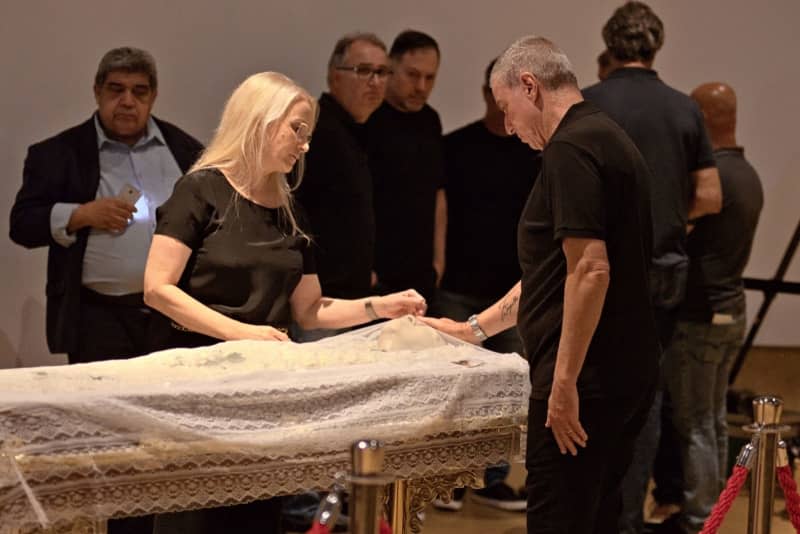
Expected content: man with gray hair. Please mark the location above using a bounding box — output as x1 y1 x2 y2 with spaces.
423 35 660 532
10 47 202 366
287 32 390 530
10 46 202 534
295 32 390 313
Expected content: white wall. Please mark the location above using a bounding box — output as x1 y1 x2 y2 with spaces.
1 0 798 368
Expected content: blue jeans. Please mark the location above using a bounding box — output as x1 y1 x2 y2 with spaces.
663 315 746 532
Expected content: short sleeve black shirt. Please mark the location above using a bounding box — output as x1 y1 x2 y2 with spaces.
583 68 716 264
366 101 445 299
155 168 315 332
517 102 660 399
295 93 374 299
441 120 540 298
681 148 763 320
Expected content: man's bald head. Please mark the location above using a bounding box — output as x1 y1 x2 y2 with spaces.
691 82 737 146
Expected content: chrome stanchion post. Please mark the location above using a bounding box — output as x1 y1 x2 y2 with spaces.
746 396 790 534
389 479 408 534
350 439 386 534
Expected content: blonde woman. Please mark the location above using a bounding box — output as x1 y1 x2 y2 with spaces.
144 71 425 352
145 72 425 533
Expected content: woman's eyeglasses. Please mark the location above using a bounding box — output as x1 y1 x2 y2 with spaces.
291 123 312 144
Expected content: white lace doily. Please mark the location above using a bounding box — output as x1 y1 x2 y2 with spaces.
0 317 529 529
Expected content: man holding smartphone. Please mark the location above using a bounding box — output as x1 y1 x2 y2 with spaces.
10 47 203 370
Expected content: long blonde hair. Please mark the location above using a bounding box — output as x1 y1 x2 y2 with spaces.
191 71 317 237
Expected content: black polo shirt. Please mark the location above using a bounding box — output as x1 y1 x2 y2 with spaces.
295 93 374 299
583 68 716 265
681 147 763 321
366 101 445 300
441 120 540 299
517 101 660 399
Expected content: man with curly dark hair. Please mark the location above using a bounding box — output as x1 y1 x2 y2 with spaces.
602 1 665 64
583 2 723 532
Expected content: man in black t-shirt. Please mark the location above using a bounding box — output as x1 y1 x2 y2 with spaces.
423 36 660 533
289 33 391 529
367 30 446 302
658 83 763 534
437 58 539 355
293 33 390 344
296 33 389 301
431 58 539 513
582 4 723 528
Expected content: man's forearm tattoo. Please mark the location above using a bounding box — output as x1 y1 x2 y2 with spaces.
500 295 519 322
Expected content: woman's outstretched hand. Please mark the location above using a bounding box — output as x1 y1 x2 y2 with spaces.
374 290 427 318
232 323 290 341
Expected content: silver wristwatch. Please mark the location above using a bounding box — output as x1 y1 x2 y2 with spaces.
467 314 488 342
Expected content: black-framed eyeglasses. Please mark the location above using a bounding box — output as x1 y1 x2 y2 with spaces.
335 64 392 80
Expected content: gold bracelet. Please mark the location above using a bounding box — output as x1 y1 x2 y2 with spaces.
365 299 380 320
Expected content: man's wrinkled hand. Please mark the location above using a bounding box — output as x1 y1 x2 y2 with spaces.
417 316 478 344
545 380 588 455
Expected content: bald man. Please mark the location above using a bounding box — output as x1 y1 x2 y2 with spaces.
657 82 763 534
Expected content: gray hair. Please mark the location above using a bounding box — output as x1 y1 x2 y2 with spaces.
94 47 158 89
327 32 387 70
491 36 578 91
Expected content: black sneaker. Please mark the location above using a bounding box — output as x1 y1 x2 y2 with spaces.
432 487 466 511
471 483 527 512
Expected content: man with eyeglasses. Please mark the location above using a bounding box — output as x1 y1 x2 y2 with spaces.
9 46 201 533
294 33 390 344
289 39 391 531
366 29 446 303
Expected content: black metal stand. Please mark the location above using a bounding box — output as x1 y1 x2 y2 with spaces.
730 218 800 384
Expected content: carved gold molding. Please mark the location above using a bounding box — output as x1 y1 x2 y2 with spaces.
5 426 523 532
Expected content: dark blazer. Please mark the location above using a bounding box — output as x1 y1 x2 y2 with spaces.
9 115 204 354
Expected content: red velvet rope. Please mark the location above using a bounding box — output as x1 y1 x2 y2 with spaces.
306 523 330 534
777 464 800 532
700 465 750 534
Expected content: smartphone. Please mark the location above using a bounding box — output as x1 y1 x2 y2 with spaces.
118 183 142 205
